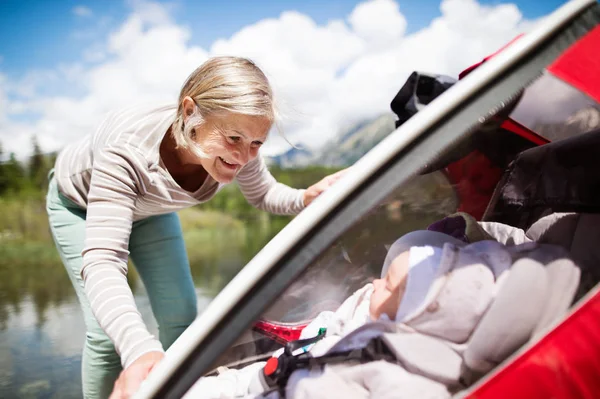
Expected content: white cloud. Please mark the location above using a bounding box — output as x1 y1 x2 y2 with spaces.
73 6 93 18
126 0 174 26
1 0 543 159
348 0 407 48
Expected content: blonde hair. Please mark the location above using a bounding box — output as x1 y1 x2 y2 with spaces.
171 56 275 158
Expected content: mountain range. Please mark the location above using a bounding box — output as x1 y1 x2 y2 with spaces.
266 113 397 168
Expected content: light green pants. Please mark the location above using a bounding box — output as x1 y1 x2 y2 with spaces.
46 173 198 399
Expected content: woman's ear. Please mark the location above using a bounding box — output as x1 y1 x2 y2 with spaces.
182 96 196 121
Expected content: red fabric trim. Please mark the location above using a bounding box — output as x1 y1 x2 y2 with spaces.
548 26 600 104
253 320 305 344
501 119 549 145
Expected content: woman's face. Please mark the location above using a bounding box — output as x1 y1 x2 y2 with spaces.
181 99 271 183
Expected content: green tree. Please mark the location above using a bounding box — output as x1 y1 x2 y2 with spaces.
3 152 26 194
0 141 6 195
29 135 47 190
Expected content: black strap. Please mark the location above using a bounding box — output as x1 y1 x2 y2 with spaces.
263 335 397 396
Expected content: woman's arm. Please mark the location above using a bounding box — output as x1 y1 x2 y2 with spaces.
236 156 349 215
82 146 164 368
236 156 306 215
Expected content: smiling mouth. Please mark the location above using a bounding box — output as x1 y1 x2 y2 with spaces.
218 156 239 170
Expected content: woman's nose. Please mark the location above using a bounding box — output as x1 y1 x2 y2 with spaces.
231 147 250 165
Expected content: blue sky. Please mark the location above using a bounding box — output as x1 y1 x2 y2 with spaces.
0 0 565 78
0 0 571 157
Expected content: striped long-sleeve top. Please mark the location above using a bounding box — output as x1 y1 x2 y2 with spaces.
54 103 306 368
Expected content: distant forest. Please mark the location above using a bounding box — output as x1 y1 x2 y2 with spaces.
0 137 56 198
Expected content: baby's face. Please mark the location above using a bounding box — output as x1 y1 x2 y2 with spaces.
369 250 410 320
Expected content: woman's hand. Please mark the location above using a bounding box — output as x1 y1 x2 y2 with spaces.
303 168 350 207
109 351 165 399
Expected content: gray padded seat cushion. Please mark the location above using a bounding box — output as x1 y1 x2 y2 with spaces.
526 212 600 300
462 258 547 374
532 258 582 337
462 256 579 378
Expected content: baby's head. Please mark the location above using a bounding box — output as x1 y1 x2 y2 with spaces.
369 250 410 320
369 245 443 321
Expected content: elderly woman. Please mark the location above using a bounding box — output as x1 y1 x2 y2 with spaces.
45 56 344 399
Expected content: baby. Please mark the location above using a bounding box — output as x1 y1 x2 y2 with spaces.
185 230 545 398
182 254 409 399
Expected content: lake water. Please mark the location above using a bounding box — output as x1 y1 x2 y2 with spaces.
0 286 215 399
0 217 287 399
